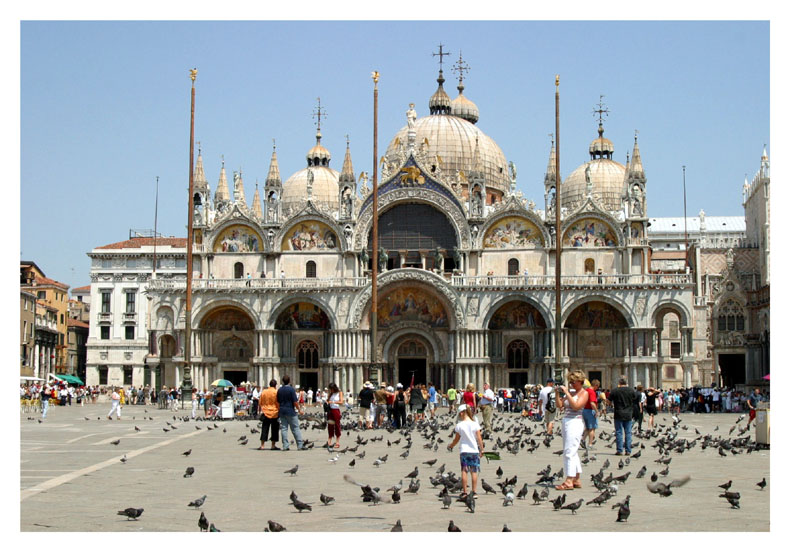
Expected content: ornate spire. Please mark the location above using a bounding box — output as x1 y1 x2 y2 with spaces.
627 132 646 187
251 180 263 220
544 134 557 188
194 141 207 186
340 135 355 180
450 51 479 124
307 99 331 167
589 95 614 160
265 141 282 189
214 155 230 205
429 44 452 115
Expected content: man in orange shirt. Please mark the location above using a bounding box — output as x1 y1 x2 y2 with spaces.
258 379 281 450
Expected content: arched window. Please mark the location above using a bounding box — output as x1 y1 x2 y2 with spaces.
306 261 317 278
718 299 745 332
507 340 529 369
297 340 319 369
234 262 244 279
507 258 519 276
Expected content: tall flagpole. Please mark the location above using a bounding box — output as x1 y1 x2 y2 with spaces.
682 165 688 271
184 68 197 398
370 71 380 382
152 176 159 278
554 75 563 384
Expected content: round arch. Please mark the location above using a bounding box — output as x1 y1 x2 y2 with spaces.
561 212 624 248
209 220 267 253
277 214 346 253
382 325 443 365
651 300 693 328
483 294 552 329
268 295 337 331
478 210 550 249
562 296 633 328
194 300 260 330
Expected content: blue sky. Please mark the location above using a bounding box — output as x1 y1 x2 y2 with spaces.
19 20 770 287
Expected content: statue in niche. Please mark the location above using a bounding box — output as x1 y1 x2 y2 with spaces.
585 164 592 186
267 229 275 249
452 247 462 270
306 169 314 198
193 205 202 225
470 225 479 242
471 189 483 217
342 188 353 218
358 171 370 196
344 225 353 244
359 248 369 267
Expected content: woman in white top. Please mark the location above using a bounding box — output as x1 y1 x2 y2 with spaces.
326 382 344 449
447 404 485 499
555 370 588 491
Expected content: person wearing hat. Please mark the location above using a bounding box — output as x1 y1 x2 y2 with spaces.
447 404 484 500
358 382 375 430
392 383 407 428
538 378 556 435
373 383 391 429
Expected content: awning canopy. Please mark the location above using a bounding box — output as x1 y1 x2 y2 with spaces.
56 374 84 385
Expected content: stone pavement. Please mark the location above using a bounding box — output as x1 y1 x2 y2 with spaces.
20 402 769 532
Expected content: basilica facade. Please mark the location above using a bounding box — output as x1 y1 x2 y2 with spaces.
139 64 702 395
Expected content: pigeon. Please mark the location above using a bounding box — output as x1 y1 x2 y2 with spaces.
650 472 658 482
724 495 740 509
615 495 631 522
448 520 462 532
198 511 209 531
646 475 691 497
636 466 647 479
188 495 207 509
387 480 403 492
110 439 120 446
267 520 286 532
405 479 420 494
503 492 514 506
552 494 565 510
120 455 127 464
405 467 419 479
209 523 220 532
516 483 530 499
532 489 544 504
184 467 195 478
284 465 299 476
391 519 403 532
117 508 144 520
718 480 732 491
348 459 356 468
435 463 446 474
481 479 496 494
391 489 401 503
719 491 741 500
562 499 583 514
496 466 504 478
134 426 141 432
320 493 335 506
464 492 476 513
756 477 767 490
442 493 452 509
163 428 170 433
423 458 437 466
292 498 312 513
502 524 512 532
586 491 611 507
182 449 192 457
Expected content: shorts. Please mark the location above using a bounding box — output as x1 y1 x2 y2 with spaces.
645 405 658 416
460 452 480 473
429 401 436 411
749 408 756 422
543 409 556 424
582 408 598 430
359 407 370 423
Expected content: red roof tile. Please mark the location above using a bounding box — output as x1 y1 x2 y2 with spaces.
96 237 186 249
72 285 91 293
67 318 90 328
24 275 70 290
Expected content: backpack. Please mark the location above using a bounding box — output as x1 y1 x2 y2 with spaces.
545 389 556 413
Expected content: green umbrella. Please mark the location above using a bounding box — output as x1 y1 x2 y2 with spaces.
210 379 234 388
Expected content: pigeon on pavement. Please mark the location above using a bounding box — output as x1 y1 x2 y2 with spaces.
117 508 143 520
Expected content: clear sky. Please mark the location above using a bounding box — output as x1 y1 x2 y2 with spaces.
19 19 769 287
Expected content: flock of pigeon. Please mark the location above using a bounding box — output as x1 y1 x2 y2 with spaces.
96 406 768 531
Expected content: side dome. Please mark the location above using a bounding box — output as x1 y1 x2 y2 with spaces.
385 115 509 194
281 166 340 214
451 93 479 124
563 158 626 212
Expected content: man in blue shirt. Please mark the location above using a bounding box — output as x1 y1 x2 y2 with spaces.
276 374 304 450
428 382 437 418
746 388 763 430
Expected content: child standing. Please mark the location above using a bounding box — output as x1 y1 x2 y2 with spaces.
447 404 485 499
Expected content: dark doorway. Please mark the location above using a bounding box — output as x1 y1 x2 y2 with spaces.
718 354 745 387
223 370 247 386
399 358 427 387
299 371 318 394
588 370 602 385
508 371 529 389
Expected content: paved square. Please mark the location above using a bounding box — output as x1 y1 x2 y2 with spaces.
20 402 769 531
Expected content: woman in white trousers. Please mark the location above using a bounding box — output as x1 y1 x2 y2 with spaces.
554 371 589 491
107 388 122 420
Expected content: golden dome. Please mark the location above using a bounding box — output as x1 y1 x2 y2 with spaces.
563 158 626 212
385 114 509 193
281 166 340 213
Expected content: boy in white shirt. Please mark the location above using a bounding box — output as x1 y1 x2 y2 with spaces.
447 404 485 499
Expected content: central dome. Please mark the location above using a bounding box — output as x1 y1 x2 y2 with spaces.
282 166 340 214
385 114 509 194
563 159 626 212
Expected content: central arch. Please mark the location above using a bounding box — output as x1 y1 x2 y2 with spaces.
199 306 256 385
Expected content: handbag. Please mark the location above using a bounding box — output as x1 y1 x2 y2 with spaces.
323 401 332 414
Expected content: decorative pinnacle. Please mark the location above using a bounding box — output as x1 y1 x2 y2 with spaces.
433 44 451 78
312 97 327 135
190 68 197 82
272 138 276 151
452 51 470 90
371 71 379 84
197 141 201 155
555 74 559 88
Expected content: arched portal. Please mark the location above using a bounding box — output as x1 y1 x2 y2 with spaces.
200 306 255 385
487 300 547 387
273 301 332 390
395 336 432 387
564 301 629 388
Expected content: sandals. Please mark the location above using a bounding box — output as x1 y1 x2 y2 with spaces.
573 481 582 489
333 443 341 449
555 482 575 491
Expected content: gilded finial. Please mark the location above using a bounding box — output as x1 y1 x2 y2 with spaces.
272 138 276 151
555 74 559 88
197 140 201 155
190 68 197 82
345 134 350 147
371 71 379 84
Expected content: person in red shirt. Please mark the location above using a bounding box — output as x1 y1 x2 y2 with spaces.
462 383 477 416
582 379 600 448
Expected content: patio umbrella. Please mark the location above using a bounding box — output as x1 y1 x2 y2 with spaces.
762 374 770 380
210 379 234 388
